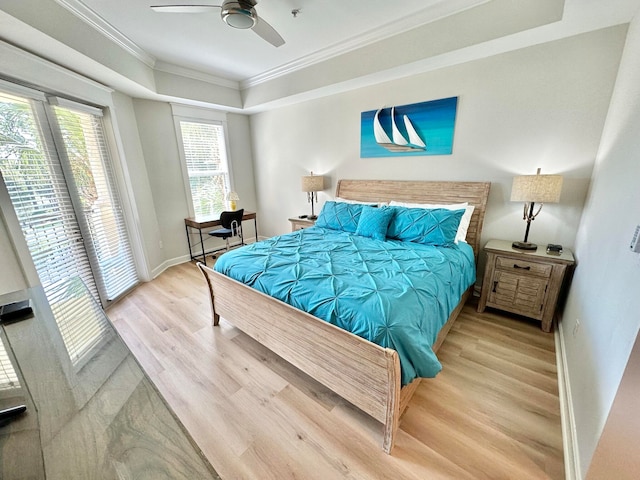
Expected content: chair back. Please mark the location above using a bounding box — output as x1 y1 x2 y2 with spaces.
220 209 244 235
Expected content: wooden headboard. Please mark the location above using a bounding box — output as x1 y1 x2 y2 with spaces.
335 179 491 258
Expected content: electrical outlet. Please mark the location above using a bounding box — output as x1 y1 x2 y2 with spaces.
159 240 164 249
573 318 581 337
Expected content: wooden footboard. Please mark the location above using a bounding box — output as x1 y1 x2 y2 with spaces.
197 264 403 452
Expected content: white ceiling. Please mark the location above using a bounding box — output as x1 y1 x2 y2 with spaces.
0 0 639 111
72 0 490 82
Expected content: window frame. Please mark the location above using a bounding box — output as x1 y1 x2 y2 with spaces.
171 104 234 219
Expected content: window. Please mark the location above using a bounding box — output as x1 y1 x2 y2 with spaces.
173 105 231 218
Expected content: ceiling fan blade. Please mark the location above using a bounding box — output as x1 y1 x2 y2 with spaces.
251 17 285 47
151 5 221 14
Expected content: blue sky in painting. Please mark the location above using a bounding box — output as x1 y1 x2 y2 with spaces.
360 97 458 158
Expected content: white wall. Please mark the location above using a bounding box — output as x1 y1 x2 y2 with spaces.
109 92 163 280
132 100 187 267
250 27 626 263
562 10 640 477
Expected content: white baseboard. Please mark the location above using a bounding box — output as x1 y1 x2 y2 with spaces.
556 320 582 480
151 254 191 279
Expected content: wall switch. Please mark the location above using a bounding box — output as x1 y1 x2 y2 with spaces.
631 225 640 253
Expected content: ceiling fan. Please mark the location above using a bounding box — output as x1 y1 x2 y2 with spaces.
151 1 285 47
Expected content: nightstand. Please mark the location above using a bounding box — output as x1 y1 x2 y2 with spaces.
477 239 575 332
288 217 316 231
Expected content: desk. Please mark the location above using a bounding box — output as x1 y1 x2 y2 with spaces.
185 211 257 263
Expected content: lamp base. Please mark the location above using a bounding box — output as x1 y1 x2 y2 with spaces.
512 241 538 251
308 215 318 220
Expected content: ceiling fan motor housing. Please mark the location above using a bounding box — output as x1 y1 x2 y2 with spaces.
221 0 258 29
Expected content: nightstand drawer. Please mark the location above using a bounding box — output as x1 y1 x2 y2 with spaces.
495 256 552 278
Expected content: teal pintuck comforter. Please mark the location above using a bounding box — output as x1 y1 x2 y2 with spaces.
214 227 475 385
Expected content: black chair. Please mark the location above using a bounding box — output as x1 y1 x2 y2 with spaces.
209 209 244 258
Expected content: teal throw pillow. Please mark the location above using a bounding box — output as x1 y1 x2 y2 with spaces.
315 201 364 233
355 205 394 241
387 207 464 246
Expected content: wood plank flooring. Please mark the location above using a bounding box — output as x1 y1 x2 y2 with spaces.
107 262 564 479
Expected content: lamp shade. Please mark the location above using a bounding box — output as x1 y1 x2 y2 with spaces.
511 172 563 203
226 191 240 201
301 174 324 192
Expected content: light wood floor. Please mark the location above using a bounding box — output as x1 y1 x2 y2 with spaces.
107 262 564 479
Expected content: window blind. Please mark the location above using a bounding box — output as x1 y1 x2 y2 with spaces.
52 104 137 302
179 120 230 217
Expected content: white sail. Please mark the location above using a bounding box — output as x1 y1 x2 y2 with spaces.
403 115 426 148
391 107 409 146
373 109 393 144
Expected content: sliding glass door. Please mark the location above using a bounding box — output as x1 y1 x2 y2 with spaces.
0 87 138 308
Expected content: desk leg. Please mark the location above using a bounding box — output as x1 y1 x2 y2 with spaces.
186 224 194 261
199 228 206 264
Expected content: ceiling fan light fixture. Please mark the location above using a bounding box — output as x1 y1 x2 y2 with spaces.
221 2 257 29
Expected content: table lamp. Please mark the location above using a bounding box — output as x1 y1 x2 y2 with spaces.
226 191 239 210
301 172 324 220
510 168 563 251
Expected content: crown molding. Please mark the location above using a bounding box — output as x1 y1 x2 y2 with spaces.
155 62 240 90
54 0 156 68
0 39 114 106
241 0 490 89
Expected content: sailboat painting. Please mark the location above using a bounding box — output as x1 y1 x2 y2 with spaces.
360 97 458 157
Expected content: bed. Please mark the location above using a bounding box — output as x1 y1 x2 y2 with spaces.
197 179 490 453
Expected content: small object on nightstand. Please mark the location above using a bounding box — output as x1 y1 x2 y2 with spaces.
547 244 563 255
298 214 308 219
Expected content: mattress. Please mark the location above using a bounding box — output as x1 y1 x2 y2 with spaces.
214 226 475 385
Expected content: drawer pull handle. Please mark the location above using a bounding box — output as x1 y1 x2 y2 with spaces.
513 264 531 270
492 281 498 293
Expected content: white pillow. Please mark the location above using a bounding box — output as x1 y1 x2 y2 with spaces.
335 197 389 207
388 201 474 244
